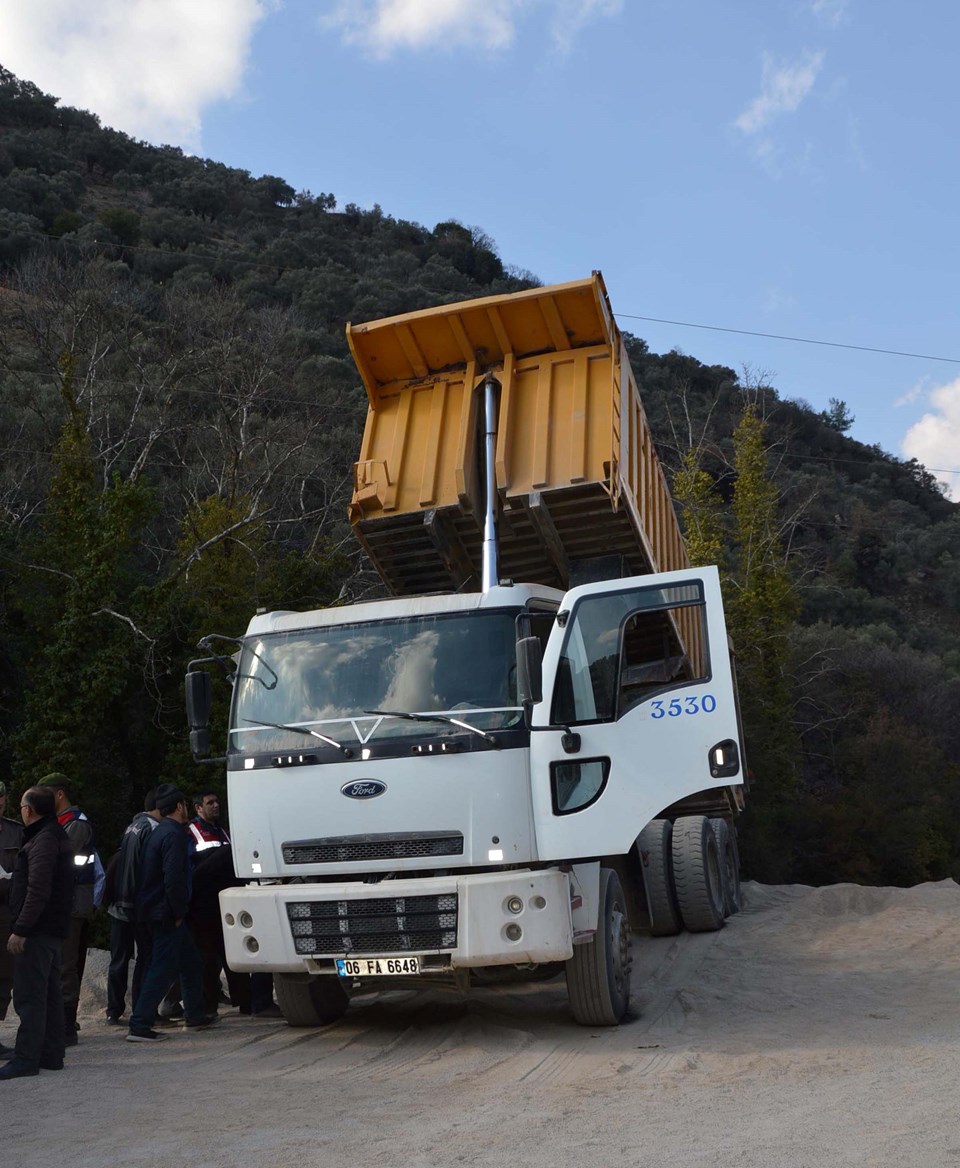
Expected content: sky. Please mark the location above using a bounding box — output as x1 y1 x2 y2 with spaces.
2 0 959 499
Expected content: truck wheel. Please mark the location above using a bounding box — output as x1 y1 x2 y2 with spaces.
565 867 632 1026
672 815 725 933
710 818 742 916
274 973 349 1027
637 819 682 936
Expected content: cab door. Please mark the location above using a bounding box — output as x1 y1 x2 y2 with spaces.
529 565 743 861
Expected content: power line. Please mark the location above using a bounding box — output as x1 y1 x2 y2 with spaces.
614 312 960 366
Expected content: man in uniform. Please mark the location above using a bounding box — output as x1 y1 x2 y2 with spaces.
187 789 230 855
47 775 97 1046
0 780 24 1022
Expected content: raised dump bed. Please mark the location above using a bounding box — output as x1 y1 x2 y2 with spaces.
346 272 690 600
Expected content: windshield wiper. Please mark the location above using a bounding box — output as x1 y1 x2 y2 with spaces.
242 718 353 757
365 710 500 750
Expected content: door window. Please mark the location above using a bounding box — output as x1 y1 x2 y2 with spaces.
550 582 708 726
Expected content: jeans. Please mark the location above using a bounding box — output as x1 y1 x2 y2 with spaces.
108 917 154 1018
12 932 65 1070
128 921 205 1034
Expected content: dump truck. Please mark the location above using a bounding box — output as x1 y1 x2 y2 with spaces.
185 272 746 1027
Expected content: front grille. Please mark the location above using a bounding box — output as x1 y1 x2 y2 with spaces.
285 893 459 956
282 832 464 865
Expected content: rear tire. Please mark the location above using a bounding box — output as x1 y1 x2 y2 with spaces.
566 867 632 1026
274 973 349 1027
637 819 682 936
672 815 725 933
710 818 742 917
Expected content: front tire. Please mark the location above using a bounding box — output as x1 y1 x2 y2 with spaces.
566 867 632 1026
275 973 349 1027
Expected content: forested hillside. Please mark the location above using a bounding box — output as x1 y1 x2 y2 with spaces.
1 67 957 886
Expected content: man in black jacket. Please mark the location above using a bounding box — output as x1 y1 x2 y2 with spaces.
126 785 218 1043
0 785 74 1079
105 788 160 1023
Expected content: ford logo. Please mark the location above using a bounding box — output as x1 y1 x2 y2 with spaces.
341 780 387 799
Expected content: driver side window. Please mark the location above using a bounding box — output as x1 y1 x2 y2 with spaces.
551 583 708 725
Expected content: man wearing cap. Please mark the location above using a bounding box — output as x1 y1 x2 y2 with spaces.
0 781 24 1022
46 775 97 1046
126 784 218 1043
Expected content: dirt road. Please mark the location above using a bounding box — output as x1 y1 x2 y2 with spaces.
7 880 960 1168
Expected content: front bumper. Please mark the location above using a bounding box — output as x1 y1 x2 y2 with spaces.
220 868 574 974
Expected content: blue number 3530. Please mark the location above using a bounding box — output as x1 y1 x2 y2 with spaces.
650 694 717 719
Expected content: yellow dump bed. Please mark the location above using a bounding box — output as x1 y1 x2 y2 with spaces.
347 272 690 598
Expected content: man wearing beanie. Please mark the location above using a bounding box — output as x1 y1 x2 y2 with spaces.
0 781 24 1021
126 784 218 1042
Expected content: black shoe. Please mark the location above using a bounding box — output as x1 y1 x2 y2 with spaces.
0 1060 38 1079
125 1029 167 1043
105 1015 123 1026
252 1004 284 1019
39 1059 64 1071
63 1031 78 1047
0 1042 14 1059
184 1013 220 1029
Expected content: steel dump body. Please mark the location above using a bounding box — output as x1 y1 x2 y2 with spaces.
347 272 702 674
348 274 685 589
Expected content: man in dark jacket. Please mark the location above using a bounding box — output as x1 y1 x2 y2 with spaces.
0 785 74 1079
126 784 218 1043
48 775 97 1045
0 779 24 1022
105 788 160 1024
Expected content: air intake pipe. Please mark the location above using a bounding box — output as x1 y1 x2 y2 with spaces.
480 372 501 592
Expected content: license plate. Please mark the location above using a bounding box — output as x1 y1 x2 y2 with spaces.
336 956 421 977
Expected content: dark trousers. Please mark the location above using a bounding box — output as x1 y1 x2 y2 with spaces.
107 917 154 1019
0 908 13 1021
12 933 65 1070
61 914 90 1031
129 921 204 1034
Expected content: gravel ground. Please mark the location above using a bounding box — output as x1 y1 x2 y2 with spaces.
5 880 960 1168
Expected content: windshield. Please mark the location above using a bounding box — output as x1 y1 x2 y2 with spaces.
230 610 523 755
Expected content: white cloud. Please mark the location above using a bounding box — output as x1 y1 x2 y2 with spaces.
894 379 926 408
735 50 825 136
901 378 960 500
322 0 622 57
809 0 849 29
0 0 269 151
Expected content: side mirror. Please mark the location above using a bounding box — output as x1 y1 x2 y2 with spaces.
516 636 543 707
185 671 212 759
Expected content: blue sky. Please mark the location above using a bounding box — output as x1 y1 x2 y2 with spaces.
3 1 959 497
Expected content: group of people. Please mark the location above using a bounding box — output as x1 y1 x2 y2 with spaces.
0 775 276 1079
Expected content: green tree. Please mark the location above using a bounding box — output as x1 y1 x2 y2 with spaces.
727 406 801 879
10 359 158 839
